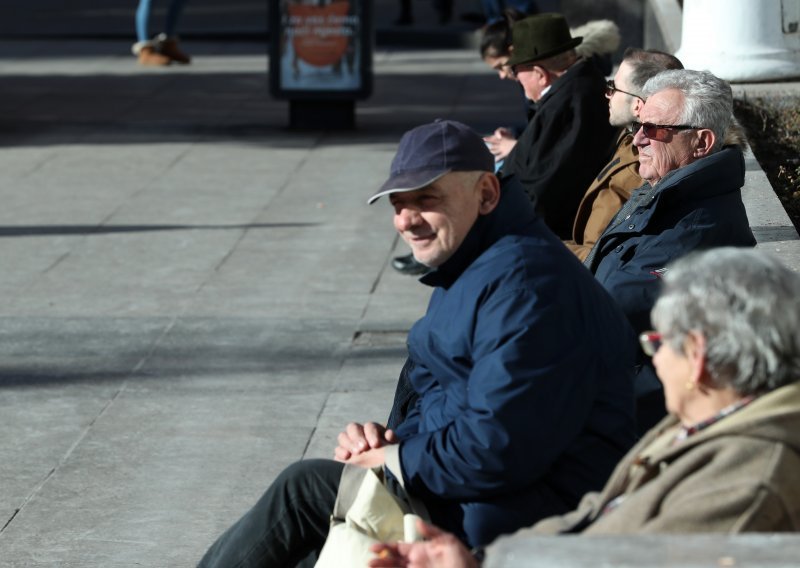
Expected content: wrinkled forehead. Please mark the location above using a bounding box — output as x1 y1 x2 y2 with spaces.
640 88 684 123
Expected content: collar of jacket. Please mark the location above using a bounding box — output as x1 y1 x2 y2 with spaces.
536 57 595 107
594 131 637 182
637 381 800 467
646 145 745 204
420 176 537 290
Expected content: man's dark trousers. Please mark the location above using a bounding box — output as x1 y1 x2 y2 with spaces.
197 460 343 568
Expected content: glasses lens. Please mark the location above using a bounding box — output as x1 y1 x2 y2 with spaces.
639 332 662 357
605 80 615 96
635 123 668 141
641 122 658 139
639 123 697 141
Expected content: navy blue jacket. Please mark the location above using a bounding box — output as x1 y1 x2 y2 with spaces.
588 147 756 432
589 146 756 335
390 177 636 547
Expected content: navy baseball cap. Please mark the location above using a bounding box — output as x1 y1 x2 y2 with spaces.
368 119 494 205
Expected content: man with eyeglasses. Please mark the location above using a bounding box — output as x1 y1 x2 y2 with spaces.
584 68 756 434
498 13 616 240
564 48 683 261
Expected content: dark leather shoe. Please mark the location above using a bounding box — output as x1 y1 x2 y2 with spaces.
392 253 429 275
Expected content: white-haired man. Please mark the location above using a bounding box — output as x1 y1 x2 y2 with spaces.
585 69 756 432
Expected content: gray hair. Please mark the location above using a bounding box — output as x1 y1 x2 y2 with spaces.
651 248 800 396
642 69 732 151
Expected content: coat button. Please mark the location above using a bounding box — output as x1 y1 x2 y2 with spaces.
615 245 623 252
628 224 635 229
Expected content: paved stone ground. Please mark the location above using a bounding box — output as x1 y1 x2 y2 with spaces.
0 34 523 566
1 3 799 567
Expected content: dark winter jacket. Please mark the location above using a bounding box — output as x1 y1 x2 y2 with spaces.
384 176 637 548
500 57 617 239
587 146 756 432
589 146 755 334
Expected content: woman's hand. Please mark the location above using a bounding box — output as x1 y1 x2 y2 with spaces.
369 519 479 568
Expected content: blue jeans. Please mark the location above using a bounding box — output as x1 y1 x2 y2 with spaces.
197 459 343 568
136 0 187 42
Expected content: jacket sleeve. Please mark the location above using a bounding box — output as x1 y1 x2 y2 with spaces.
633 484 790 533
584 435 797 533
392 378 443 440
396 281 605 501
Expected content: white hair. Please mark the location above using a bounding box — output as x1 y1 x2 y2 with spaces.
642 69 732 151
651 248 800 396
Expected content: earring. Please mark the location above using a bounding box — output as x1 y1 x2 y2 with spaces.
685 381 695 391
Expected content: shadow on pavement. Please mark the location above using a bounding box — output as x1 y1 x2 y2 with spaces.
0 67 513 146
0 223 318 238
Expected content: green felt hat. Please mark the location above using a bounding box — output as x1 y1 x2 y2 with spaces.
506 13 583 67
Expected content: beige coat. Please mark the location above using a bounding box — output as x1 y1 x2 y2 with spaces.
496 381 800 539
564 133 640 261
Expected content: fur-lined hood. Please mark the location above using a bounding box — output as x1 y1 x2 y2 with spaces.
571 19 620 58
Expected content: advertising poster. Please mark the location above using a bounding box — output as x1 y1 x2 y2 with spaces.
277 0 362 93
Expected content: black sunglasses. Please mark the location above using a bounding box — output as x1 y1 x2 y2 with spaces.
630 121 702 141
605 80 644 101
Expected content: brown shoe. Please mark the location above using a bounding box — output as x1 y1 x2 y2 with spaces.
156 34 191 64
133 43 171 66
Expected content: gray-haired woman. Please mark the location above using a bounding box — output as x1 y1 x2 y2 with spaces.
371 247 800 568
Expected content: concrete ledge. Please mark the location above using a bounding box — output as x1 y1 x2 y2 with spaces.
741 147 800 271
485 534 800 567
732 87 800 272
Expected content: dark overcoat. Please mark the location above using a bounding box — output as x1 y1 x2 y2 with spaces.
501 57 617 239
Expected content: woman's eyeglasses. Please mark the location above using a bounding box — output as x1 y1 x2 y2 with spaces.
630 121 702 142
605 80 644 101
639 331 663 357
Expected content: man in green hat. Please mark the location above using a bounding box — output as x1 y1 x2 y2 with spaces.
499 13 617 240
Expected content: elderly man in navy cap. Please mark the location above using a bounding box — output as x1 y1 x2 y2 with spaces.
198 120 636 567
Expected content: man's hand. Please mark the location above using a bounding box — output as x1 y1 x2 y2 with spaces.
334 422 397 462
368 520 479 568
345 446 387 469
